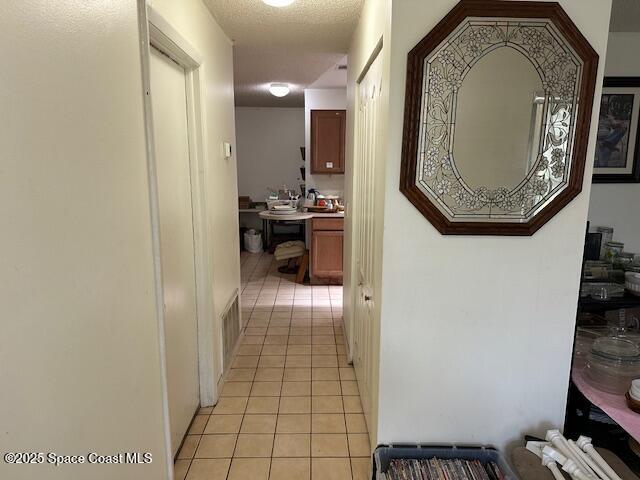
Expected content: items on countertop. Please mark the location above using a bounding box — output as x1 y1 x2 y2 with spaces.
386 458 504 480
265 197 299 216
267 184 299 201
305 188 344 213
238 196 267 211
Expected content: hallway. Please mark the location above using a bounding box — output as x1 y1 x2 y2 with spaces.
174 252 370 480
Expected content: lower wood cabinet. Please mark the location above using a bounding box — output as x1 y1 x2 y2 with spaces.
311 218 344 284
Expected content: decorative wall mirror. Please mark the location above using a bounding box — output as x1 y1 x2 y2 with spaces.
400 0 598 235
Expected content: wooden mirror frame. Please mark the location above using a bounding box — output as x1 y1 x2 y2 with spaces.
399 0 599 235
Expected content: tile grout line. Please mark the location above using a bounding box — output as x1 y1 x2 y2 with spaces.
180 252 361 479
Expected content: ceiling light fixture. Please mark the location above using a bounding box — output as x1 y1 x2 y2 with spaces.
269 83 290 97
262 0 295 7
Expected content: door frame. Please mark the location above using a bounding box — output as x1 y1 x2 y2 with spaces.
347 38 385 450
137 2 218 475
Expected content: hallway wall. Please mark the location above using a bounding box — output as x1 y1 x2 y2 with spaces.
375 0 612 452
0 1 168 479
236 107 305 202
0 1 239 479
149 0 241 393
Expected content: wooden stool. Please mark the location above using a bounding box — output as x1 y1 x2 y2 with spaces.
296 251 309 284
276 250 308 285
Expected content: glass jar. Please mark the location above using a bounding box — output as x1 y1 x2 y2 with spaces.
616 252 636 269
586 351 640 393
585 336 640 394
596 226 614 260
604 241 625 263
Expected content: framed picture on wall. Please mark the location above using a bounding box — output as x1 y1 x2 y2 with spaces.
593 77 640 183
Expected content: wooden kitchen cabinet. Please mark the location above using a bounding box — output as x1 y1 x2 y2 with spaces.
311 218 344 284
310 110 345 174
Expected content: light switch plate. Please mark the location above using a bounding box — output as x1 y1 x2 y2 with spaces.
223 142 232 158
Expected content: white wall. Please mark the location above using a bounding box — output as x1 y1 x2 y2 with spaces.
0 1 238 478
375 0 611 453
588 32 640 252
149 0 241 389
236 107 305 201
304 88 347 196
0 1 168 478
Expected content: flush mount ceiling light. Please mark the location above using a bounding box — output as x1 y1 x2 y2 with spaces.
269 83 290 97
262 0 295 7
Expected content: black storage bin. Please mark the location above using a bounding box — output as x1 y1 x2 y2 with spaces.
374 444 519 480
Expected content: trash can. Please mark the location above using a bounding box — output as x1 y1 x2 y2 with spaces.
243 229 262 253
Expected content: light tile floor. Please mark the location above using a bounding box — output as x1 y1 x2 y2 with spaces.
175 251 371 480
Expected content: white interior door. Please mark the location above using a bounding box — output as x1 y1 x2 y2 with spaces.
352 50 383 447
150 46 200 456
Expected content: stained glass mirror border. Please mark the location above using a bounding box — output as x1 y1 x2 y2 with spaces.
400 0 599 235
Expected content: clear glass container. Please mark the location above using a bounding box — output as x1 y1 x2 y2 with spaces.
592 336 640 358
585 351 640 394
615 252 636 269
581 282 625 300
586 336 640 394
573 326 609 368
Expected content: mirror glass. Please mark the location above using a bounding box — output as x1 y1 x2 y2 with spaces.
453 48 542 191
415 19 583 223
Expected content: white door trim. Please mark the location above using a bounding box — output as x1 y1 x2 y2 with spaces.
137 2 217 477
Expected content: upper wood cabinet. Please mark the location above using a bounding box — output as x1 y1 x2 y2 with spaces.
310 110 346 174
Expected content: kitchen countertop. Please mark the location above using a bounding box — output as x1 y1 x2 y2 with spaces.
258 211 312 221
239 208 266 213
257 210 344 221
307 212 344 218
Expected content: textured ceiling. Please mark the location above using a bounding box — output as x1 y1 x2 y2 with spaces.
611 0 640 32
204 0 363 107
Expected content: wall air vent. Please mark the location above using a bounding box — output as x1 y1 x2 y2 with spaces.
221 290 240 371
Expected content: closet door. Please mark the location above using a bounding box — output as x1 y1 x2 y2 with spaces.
352 50 384 448
150 46 199 456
